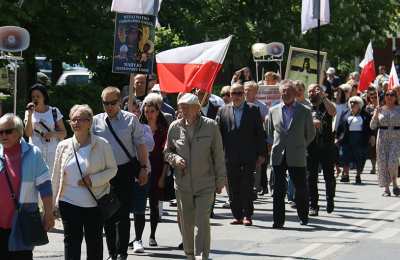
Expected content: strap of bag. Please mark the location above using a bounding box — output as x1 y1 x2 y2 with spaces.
1 157 19 207
52 108 59 131
71 141 98 204
105 117 134 162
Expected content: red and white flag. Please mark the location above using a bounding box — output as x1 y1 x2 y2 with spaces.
388 61 400 91
358 41 376 92
156 36 232 93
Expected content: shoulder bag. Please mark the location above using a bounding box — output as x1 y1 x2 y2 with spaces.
105 117 141 179
72 142 120 220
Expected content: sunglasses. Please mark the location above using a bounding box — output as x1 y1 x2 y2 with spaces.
385 93 396 97
230 91 244 96
221 93 230 97
0 128 15 135
102 100 119 106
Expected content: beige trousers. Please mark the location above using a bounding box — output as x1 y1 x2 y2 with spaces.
176 190 214 260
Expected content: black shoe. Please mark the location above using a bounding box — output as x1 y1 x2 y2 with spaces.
340 175 350 183
210 211 215 218
300 219 308 226
355 175 362 185
309 208 319 216
272 223 284 229
178 242 184 250
393 187 400 196
327 199 334 214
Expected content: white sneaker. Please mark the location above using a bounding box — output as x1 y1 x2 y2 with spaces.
133 240 145 253
149 237 158 247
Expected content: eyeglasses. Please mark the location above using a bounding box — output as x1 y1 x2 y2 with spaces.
0 128 15 135
69 118 90 124
230 92 244 96
221 93 230 97
102 100 119 106
385 93 396 97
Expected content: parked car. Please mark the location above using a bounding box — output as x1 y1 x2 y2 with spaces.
56 70 92 86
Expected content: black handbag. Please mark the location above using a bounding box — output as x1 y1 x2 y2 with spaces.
72 142 120 220
105 117 141 180
2 157 49 246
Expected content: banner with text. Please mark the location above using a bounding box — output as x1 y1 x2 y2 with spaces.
112 13 155 74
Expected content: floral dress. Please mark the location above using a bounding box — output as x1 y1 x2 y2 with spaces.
370 106 400 187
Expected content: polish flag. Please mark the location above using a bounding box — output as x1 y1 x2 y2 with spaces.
388 61 400 91
156 36 232 93
358 41 376 92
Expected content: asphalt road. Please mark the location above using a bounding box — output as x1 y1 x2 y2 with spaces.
34 162 400 259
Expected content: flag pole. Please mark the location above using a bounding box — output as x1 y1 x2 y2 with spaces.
317 17 320 85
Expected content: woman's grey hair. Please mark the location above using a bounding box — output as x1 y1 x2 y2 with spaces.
143 93 163 110
69 104 94 121
0 113 24 137
348 95 364 109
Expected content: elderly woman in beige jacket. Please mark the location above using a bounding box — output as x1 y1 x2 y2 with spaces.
52 104 117 260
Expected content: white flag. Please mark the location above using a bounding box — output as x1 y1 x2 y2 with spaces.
301 0 330 34
111 0 162 15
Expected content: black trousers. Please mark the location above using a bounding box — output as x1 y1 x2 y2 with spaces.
59 201 103 260
226 163 255 220
307 145 336 209
104 162 134 257
273 156 309 225
0 228 32 260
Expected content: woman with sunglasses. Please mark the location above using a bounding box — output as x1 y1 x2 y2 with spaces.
0 114 54 259
336 96 372 184
370 90 400 196
24 84 67 173
52 104 117 259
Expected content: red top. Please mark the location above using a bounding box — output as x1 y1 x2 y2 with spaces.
0 143 22 229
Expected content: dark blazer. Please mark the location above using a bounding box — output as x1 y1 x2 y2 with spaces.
201 102 219 120
216 102 266 165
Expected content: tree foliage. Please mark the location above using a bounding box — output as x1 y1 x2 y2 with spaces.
0 0 399 84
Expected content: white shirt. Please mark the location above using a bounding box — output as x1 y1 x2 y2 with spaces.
24 106 63 151
348 115 363 131
60 145 97 208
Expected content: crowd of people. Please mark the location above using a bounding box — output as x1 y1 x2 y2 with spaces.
0 64 400 260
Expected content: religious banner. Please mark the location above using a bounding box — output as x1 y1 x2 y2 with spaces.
112 13 155 74
285 46 327 92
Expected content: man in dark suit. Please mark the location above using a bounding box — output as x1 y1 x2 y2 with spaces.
216 83 266 226
267 80 316 228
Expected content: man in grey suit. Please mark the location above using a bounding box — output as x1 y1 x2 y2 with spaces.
267 80 316 228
